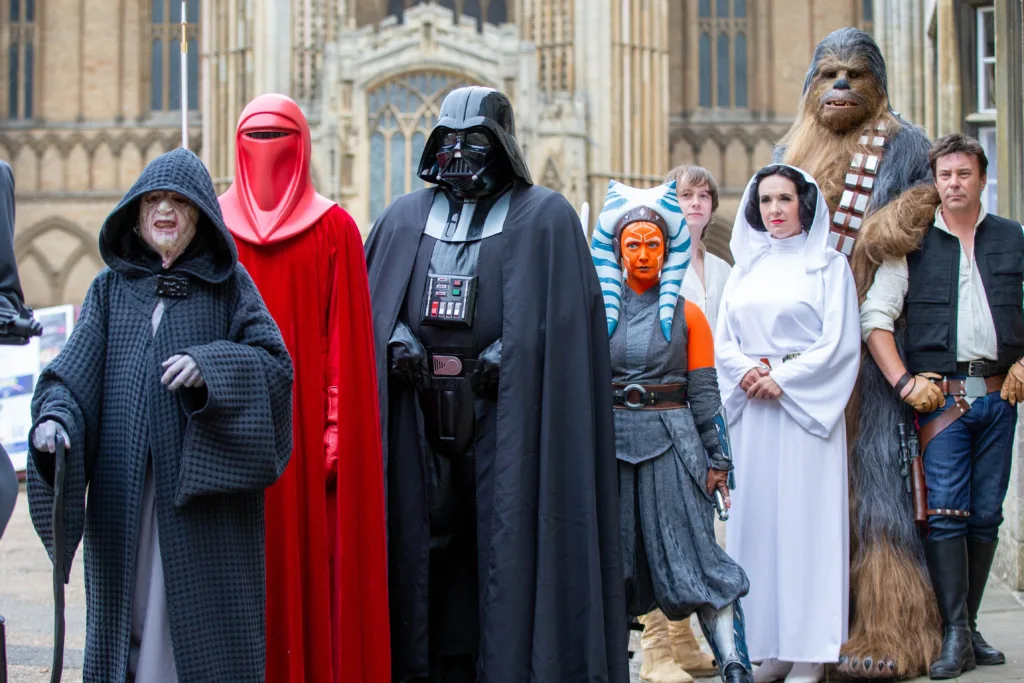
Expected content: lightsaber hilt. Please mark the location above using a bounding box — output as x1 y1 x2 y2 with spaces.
180 1 188 149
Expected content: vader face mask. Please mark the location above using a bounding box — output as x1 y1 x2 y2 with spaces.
434 125 509 199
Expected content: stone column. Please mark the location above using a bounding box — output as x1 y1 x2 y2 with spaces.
994 0 1024 591
935 0 960 135
255 0 292 95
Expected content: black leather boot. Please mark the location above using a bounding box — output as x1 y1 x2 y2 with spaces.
966 538 1005 665
925 538 976 679
723 661 754 683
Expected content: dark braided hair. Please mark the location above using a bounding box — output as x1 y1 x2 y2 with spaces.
743 165 819 233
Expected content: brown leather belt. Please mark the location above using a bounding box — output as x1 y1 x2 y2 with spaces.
612 382 688 410
918 374 1004 519
918 374 1004 453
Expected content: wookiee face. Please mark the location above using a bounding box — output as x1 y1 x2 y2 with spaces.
808 55 885 133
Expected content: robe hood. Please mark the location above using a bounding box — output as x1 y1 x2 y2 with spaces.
99 148 238 284
730 164 834 274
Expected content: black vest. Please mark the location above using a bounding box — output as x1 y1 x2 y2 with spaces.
905 213 1024 374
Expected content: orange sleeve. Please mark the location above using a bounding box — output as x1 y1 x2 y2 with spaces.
684 299 715 371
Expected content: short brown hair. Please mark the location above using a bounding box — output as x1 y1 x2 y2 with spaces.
664 164 720 213
929 133 988 177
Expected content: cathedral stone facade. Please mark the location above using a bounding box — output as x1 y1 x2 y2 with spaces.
2 0 873 308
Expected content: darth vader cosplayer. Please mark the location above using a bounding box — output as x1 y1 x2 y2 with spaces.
365 86 629 683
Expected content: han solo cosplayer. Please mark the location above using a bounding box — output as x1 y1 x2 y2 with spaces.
590 181 753 683
365 86 627 683
861 134 1021 680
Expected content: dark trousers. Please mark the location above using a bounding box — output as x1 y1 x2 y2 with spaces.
919 388 1016 542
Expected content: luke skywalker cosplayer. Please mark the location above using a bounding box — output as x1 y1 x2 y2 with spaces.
27 149 294 682
591 180 754 683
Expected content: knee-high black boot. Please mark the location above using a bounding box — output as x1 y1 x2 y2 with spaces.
966 539 1005 666
925 538 976 680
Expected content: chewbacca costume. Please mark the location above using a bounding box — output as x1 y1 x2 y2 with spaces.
774 28 942 680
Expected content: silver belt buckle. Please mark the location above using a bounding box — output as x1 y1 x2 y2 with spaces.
964 376 988 398
623 383 648 410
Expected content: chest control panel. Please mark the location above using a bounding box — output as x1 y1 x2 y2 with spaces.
421 273 477 328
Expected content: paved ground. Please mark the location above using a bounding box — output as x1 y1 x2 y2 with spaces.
2 486 1022 682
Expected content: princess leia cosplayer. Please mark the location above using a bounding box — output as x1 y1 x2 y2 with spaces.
590 181 755 683
715 165 860 683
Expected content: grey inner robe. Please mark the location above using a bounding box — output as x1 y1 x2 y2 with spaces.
127 298 178 683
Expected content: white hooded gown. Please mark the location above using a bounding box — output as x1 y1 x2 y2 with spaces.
715 167 860 663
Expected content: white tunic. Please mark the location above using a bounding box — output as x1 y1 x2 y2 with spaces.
680 247 732 334
715 231 861 663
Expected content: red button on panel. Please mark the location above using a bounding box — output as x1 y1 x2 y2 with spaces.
431 301 439 316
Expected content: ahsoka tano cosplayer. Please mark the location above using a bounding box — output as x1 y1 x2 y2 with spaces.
590 181 754 683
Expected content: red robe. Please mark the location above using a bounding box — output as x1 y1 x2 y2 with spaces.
232 205 390 683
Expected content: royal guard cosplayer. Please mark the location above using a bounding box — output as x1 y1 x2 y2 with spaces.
774 28 942 679
590 181 754 683
365 86 628 683
219 94 390 683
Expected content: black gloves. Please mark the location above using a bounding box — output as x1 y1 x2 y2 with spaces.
472 339 501 401
388 320 431 390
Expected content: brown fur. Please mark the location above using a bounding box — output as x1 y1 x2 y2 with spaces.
849 185 941 302
839 538 943 678
782 45 945 681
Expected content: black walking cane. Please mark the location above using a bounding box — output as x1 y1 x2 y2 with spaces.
1 614 8 683
50 438 67 683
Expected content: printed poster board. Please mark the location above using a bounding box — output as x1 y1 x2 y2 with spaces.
0 305 76 473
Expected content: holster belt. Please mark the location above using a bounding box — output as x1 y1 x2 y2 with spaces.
917 374 1005 454
612 382 688 410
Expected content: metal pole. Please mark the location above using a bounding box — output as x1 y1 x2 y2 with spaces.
181 1 189 149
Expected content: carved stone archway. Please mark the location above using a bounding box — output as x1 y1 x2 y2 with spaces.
15 217 103 307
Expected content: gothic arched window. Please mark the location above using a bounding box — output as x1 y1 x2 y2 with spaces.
367 72 474 221
696 0 748 110
7 0 36 119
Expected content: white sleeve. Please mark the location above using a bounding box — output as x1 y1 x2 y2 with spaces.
770 257 862 438
714 269 760 420
859 256 908 342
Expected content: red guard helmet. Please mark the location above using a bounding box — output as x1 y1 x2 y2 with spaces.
220 93 334 244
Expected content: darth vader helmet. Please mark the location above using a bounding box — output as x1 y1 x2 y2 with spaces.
418 86 532 199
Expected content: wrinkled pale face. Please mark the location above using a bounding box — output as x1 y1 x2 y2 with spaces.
757 175 803 239
934 152 986 215
620 221 665 292
139 191 199 269
677 181 714 242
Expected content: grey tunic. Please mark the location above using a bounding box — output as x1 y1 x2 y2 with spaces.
612 286 748 619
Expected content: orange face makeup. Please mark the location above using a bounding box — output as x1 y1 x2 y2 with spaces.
620 221 665 294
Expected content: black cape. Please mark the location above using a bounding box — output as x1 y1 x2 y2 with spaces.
366 184 629 683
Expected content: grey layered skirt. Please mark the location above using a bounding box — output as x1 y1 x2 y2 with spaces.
619 443 750 620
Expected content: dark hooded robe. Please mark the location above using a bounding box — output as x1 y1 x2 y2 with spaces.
26 148 294 682
366 181 629 683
